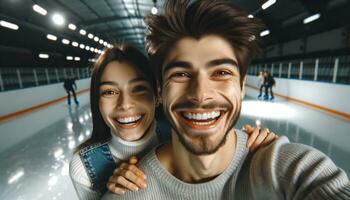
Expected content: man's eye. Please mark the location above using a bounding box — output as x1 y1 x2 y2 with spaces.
213 70 233 77
170 72 191 79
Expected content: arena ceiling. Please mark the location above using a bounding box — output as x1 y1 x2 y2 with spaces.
0 0 349 67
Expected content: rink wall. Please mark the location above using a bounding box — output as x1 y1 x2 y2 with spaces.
245 75 350 117
0 78 90 117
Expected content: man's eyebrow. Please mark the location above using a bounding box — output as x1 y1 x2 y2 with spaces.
163 61 193 73
99 81 118 87
207 58 238 68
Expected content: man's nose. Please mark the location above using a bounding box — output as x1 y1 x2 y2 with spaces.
187 73 213 103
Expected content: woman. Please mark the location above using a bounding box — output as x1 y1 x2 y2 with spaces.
69 44 277 199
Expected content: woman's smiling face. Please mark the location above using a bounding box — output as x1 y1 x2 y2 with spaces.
99 61 156 141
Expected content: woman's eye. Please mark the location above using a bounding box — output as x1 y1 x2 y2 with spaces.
101 89 119 96
132 86 148 93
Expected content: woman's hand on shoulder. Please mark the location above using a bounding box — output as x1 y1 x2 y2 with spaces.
107 156 147 195
242 124 278 152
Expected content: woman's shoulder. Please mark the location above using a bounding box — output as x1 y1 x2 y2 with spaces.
69 152 92 187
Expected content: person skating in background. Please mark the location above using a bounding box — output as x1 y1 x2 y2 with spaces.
257 70 266 99
264 70 275 100
64 75 79 106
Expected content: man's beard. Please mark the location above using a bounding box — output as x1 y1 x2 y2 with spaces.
166 100 241 155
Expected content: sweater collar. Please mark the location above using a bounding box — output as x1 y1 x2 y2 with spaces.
109 121 158 160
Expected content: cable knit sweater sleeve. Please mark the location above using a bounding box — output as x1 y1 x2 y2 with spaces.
249 136 350 200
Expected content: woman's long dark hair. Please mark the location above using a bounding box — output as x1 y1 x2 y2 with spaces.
77 44 157 151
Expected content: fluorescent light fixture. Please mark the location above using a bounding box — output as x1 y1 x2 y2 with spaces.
74 57 80 61
94 36 99 42
99 39 103 44
39 53 49 59
0 20 19 30
151 6 158 15
248 14 254 19
68 23 76 30
79 44 85 49
46 34 57 41
62 38 70 45
33 4 47 16
260 29 270 37
72 41 79 47
88 33 94 39
52 13 64 26
79 29 86 35
85 46 90 51
303 13 321 24
66 56 73 60
262 0 276 10
103 41 107 46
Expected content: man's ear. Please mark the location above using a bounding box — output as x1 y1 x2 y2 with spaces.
241 75 247 100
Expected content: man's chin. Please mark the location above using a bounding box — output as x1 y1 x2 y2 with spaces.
175 129 229 155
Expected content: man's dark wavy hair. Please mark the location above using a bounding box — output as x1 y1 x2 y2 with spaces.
145 0 264 86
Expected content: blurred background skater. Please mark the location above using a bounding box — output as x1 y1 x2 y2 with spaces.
64 75 79 106
257 70 266 99
264 70 275 100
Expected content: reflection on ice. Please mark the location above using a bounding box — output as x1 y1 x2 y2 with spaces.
241 100 296 119
8 168 25 184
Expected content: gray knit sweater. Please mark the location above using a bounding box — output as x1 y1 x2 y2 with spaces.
102 130 350 200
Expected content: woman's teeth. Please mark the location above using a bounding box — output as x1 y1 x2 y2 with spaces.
116 115 142 124
182 111 220 121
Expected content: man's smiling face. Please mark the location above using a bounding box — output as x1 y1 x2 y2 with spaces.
161 35 244 155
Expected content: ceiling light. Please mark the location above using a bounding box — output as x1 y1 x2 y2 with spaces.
66 56 73 60
103 41 107 46
151 7 158 15
33 4 47 16
74 57 80 61
90 47 95 52
260 29 270 37
94 36 99 42
72 41 79 47
47 34 57 41
303 13 321 24
39 54 49 59
62 39 70 45
0 20 19 30
85 46 90 51
99 39 103 44
262 0 276 10
79 29 86 35
88 33 94 39
68 23 76 30
79 44 85 49
52 13 64 26
248 14 254 19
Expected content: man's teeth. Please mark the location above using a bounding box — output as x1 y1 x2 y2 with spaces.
183 111 220 121
117 115 142 123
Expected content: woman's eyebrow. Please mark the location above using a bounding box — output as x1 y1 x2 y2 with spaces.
129 77 148 84
99 81 118 87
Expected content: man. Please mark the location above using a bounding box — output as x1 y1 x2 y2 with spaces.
102 0 350 199
63 75 79 105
